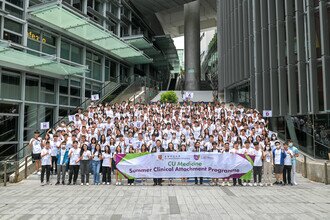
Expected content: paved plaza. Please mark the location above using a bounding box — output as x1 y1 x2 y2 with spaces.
0 174 329 220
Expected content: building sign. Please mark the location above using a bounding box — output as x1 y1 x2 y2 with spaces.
28 31 46 43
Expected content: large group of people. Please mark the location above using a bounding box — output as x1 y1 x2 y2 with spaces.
29 101 299 187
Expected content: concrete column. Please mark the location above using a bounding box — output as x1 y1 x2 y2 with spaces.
319 0 330 111
217 0 223 93
295 0 308 114
268 0 279 116
253 0 263 111
82 0 88 14
306 0 319 113
276 0 288 116
184 0 200 91
19 72 26 157
285 0 298 115
238 0 244 81
261 0 270 110
243 0 250 79
248 0 255 108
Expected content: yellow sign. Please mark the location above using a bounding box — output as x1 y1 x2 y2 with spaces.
28 31 46 43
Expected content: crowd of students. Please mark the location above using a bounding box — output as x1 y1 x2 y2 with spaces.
29 101 299 186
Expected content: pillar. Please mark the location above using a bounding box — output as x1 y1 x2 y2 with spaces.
184 0 200 91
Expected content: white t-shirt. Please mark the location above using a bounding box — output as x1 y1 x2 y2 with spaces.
253 149 263 167
81 150 91 160
284 150 293 165
274 149 282 165
41 148 51 165
102 153 111 167
69 148 81 165
31 137 42 154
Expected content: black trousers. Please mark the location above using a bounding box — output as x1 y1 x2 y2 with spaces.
128 178 135 184
233 178 242 186
51 156 57 173
153 178 162 185
102 166 111 183
253 166 262 183
69 165 80 184
283 165 292 184
195 177 203 184
41 165 51 183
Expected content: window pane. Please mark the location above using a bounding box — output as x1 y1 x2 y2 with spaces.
85 89 91 98
71 45 82 64
1 73 21 99
6 0 23 8
42 32 56 46
25 78 39 101
41 77 54 92
3 31 21 44
40 93 55 104
27 39 40 53
4 18 22 33
5 4 23 18
70 87 80 97
70 97 81 106
93 63 101 80
42 44 56 55
61 41 70 60
59 96 69 105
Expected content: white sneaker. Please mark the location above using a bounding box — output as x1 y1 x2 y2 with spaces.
37 171 41 175
102 182 106 185
227 182 231 187
243 182 247 186
270 183 273 186
294 182 298 185
86 183 89 186
259 183 263 187
253 183 257 187
119 182 122 185
221 182 225 187
107 182 110 185
128 183 131 186
81 183 84 186
41 182 45 186
248 183 253 187
131 183 134 186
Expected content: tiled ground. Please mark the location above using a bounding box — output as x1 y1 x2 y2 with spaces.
0 173 329 220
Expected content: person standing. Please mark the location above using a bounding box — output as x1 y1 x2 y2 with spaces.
29 130 42 175
252 142 263 186
151 140 165 186
272 141 286 185
166 142 176 186
221 143 231 187
288 139 299 185
193 141 204 185
283 143 293 186
230 142 243 186
263 144 273 186
127 146 135 186
68 141 80 185
209 142 220 186
102 145 112 185
55 141 69 185
50 134 60 175
40 141 52 186
92 144 102 185
79 144 91 186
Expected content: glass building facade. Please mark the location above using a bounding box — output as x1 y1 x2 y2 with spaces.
0 0 175 158
217 0 330 159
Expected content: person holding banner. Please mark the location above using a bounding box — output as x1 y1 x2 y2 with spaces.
113 146 122 185
209 142 220 186
166 142 176 186
179 144 188 185
151 140 165 186
127 146 135 186
230 142 243 186
193 141 204 185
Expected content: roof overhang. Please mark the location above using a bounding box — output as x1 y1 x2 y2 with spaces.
28 1 152 65
0 40 87 78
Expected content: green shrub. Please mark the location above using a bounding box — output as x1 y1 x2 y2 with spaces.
160 91 178 103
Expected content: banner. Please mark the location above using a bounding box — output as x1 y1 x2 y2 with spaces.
115 152 254 179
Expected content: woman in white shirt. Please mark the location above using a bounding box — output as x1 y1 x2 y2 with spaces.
263 144 273 186
92 144 102 185
102 145 112 185
79 144 91 186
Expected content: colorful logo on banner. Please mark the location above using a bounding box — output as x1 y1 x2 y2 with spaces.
115 152 254 179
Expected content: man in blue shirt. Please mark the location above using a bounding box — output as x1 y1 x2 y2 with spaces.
288 139 299 185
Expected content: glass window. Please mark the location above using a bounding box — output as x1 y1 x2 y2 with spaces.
70 87 80 97
6 0 23 8
70 97 81 106
25 78 39 102
3 31 21 44
27 39 40 53
71 45 82 64
61 41 70 60
93 63 101 80
40 93 55 104
42 44 56 55
73 0 83 11
42 33 56 46
85 89 91 98
59 96 69 105
4 18 22 33
0 114 18 142
110 61 117 78
41 77 54 93
70 79 80 86
1 73 20 100
5 4 23 18
59 79 69 94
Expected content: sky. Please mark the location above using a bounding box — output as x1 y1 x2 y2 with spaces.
173 36 184 50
